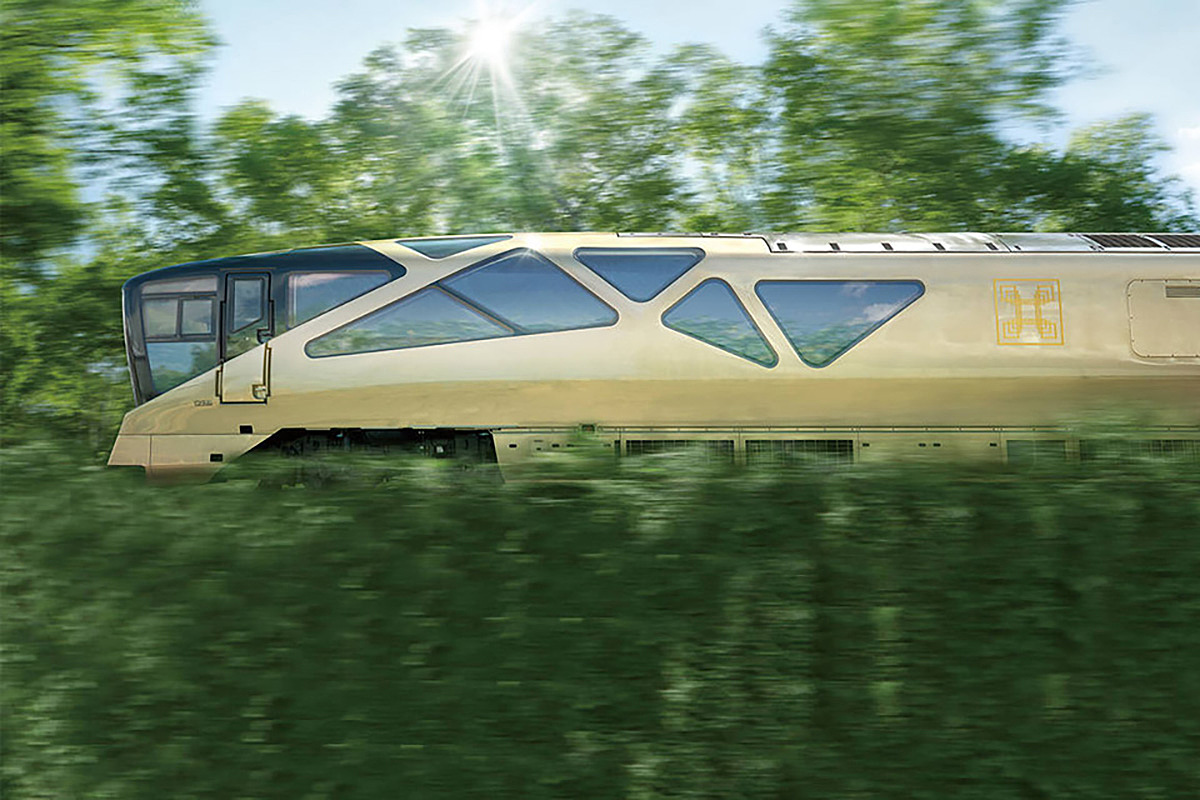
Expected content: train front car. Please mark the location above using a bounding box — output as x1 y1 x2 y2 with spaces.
108 242 408 480
108 232 1200 480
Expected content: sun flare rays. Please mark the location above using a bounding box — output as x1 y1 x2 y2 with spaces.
437 0 540 125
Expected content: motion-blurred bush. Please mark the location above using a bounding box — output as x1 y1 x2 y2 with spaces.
2 442 1199 798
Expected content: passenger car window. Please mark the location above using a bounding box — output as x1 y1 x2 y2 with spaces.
755 280 924 367
441 249 617 333
662 279 776 367
306 249 617 357
287 271 391 327
574 247 704 301
306 287 510 357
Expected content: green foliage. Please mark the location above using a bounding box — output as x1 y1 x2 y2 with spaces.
762 0 1196 231
0 0 212 276
0 254 130 449
3 447 1200 797
2 0 1197 442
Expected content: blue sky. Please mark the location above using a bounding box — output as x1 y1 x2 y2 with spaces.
198 0 1200 198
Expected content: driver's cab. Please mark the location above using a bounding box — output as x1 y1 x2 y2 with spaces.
121 244 405 405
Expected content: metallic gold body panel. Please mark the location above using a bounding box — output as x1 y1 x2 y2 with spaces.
109 233 1200 477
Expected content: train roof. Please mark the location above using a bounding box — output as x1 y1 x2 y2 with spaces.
124 231 1200 288
620 231 1200 253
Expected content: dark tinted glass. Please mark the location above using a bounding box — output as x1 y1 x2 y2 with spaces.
137 279 219 396
147 245 402 277
180 298 214 335
442 250 617 333
756 280 924 367
231 277 265 331
142 298 177 338
288 271 391 327
397 236 511 259
662 279 776 366
146 341 218 393
141 275 217 294
574 247 704 301
307 287 511 357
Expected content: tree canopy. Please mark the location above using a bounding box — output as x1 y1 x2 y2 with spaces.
0 0 1195 443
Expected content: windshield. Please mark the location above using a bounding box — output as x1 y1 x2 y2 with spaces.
130 274 219 398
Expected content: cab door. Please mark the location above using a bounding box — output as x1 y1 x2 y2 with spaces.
220 272 274 403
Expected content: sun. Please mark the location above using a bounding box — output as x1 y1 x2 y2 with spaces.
438 1 539 121
467 11 515 69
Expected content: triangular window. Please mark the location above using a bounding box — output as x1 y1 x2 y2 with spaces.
396 236 511 259
306 286 510 357
575 247 704 301
662 279 776 367
442 249 617 333
755 280 924 367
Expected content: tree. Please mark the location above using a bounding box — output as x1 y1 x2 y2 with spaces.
1040 115 1197 231
210 14 700 242
0 0 213 279
761 0 1195 231
0 0 215 442
3 2 1197 446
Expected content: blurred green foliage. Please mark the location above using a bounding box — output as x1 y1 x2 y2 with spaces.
0 0 212 275
2 0 1197 444
3 445 1199 797
4 6 1200 797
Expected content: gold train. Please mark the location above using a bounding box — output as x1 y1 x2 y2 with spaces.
107 231 1200 480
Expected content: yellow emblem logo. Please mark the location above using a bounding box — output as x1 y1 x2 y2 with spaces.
994 279 1064 346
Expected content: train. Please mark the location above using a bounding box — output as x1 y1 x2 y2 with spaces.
107 231 1200 480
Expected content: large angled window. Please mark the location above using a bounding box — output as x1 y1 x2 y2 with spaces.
755 280 924 367
662 279 776 367
306 287 511 356
287 271 392 327
306 249 617 357
441 249 617 332
574 247 704 301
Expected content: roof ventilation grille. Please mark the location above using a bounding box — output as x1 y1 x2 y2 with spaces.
1084 234 1160 249
1148 234 1200 249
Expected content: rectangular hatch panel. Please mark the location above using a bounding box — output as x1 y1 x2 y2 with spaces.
1128 279 1200 358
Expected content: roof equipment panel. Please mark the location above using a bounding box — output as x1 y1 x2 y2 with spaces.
1083 234 1161 249
1146 234 1200 249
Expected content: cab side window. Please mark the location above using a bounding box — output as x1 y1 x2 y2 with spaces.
225 274 271 360
231 277 265 331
